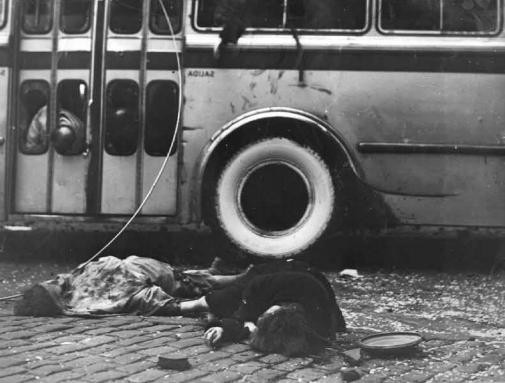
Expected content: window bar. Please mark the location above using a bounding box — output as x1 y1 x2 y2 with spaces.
439 0 444 31
35 0 41 28
283 0 288 28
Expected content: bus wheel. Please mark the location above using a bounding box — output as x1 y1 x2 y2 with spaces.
212 137 337 259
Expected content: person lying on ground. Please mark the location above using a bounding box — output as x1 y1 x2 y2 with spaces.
155 262 347 356
13 255 223 317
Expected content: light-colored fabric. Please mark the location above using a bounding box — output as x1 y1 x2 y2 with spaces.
66 256 177 315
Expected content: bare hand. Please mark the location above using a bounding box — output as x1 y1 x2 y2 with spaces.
204 327 224 347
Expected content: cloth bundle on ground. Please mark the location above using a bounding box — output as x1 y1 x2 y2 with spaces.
14 256 210 317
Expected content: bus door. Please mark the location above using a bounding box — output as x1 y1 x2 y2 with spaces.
99 0 181 216
13 0 182 217
14 0 92 214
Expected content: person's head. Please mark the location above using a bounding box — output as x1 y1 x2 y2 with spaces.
51 125 76 154
250 303 322 356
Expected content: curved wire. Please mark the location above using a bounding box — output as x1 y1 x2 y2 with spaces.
77 0 183 270
0 1 182 300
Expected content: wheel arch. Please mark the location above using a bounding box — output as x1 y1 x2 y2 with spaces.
192 107 364 224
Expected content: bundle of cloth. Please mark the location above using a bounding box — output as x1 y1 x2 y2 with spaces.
14 255 213 317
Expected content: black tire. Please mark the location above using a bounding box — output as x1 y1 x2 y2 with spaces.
211 137 338 259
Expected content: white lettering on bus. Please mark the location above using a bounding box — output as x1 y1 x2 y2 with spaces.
187 70 215 78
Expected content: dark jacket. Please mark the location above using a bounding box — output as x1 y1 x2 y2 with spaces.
213 271 345 343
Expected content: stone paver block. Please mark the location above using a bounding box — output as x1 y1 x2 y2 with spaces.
287 367 328 381
127 368 169 382
114 360 152 374
399 370 435 382
139 345 178 358
0 330 37 340
112 330 149 338
86 369 131 382
163 369 209 383
219 343 250 354
0 366 26 379
0 356 27 368
313 358 346 372
111 352 148 365
198 370 242 383
230 350 261 362
62 355 104 368
29 364 69 377
78 362 113 374
84 327 122 336
259 353 289 364
197 356 237 372
241 369 287 382
0 374 32 383
171 337 205 349
190 350 230 364
273 357 314 371
0 340 30 349
37 370 86 383
115 335 154 347
229 361 267 374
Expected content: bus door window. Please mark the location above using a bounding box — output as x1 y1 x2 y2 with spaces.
19 81 50 155
110 0 142 34
54 80 87 155
145 81 179 157
22 0 53 34
60 0 93 34
380 0 499 33
0 0 7 28
150 0 183 34
105 80 139 156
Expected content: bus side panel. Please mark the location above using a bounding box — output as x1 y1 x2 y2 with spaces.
383 156 505 226
183 67 505 227
51 70 90 214
15 71 51 213
139 67 179 216
101 154 137 214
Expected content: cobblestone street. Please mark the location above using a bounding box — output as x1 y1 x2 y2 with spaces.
1 266 504 382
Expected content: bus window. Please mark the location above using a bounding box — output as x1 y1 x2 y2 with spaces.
110 0 142 34
105 80 139 156
145 81 179 156
54 80 87 155
22 0 53 34
380 0 499 33
443 0 498 32
286 0 367 29
19 81 50 155
0 0 6 29
60 0 92 34
197 0 367 31
150 0 182 34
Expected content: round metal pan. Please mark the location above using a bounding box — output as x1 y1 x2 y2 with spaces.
359 332 423 353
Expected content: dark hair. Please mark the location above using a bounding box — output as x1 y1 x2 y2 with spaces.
250 304 322 356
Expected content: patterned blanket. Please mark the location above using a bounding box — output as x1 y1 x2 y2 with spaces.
14 256 209 317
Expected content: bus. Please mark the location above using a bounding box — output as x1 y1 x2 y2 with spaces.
0 0 504 260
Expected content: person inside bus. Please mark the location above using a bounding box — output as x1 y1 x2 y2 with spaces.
155 260 347 356
24 105 85 155
212 0 348 59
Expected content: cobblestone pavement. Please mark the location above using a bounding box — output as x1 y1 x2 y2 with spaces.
0 270 505 382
